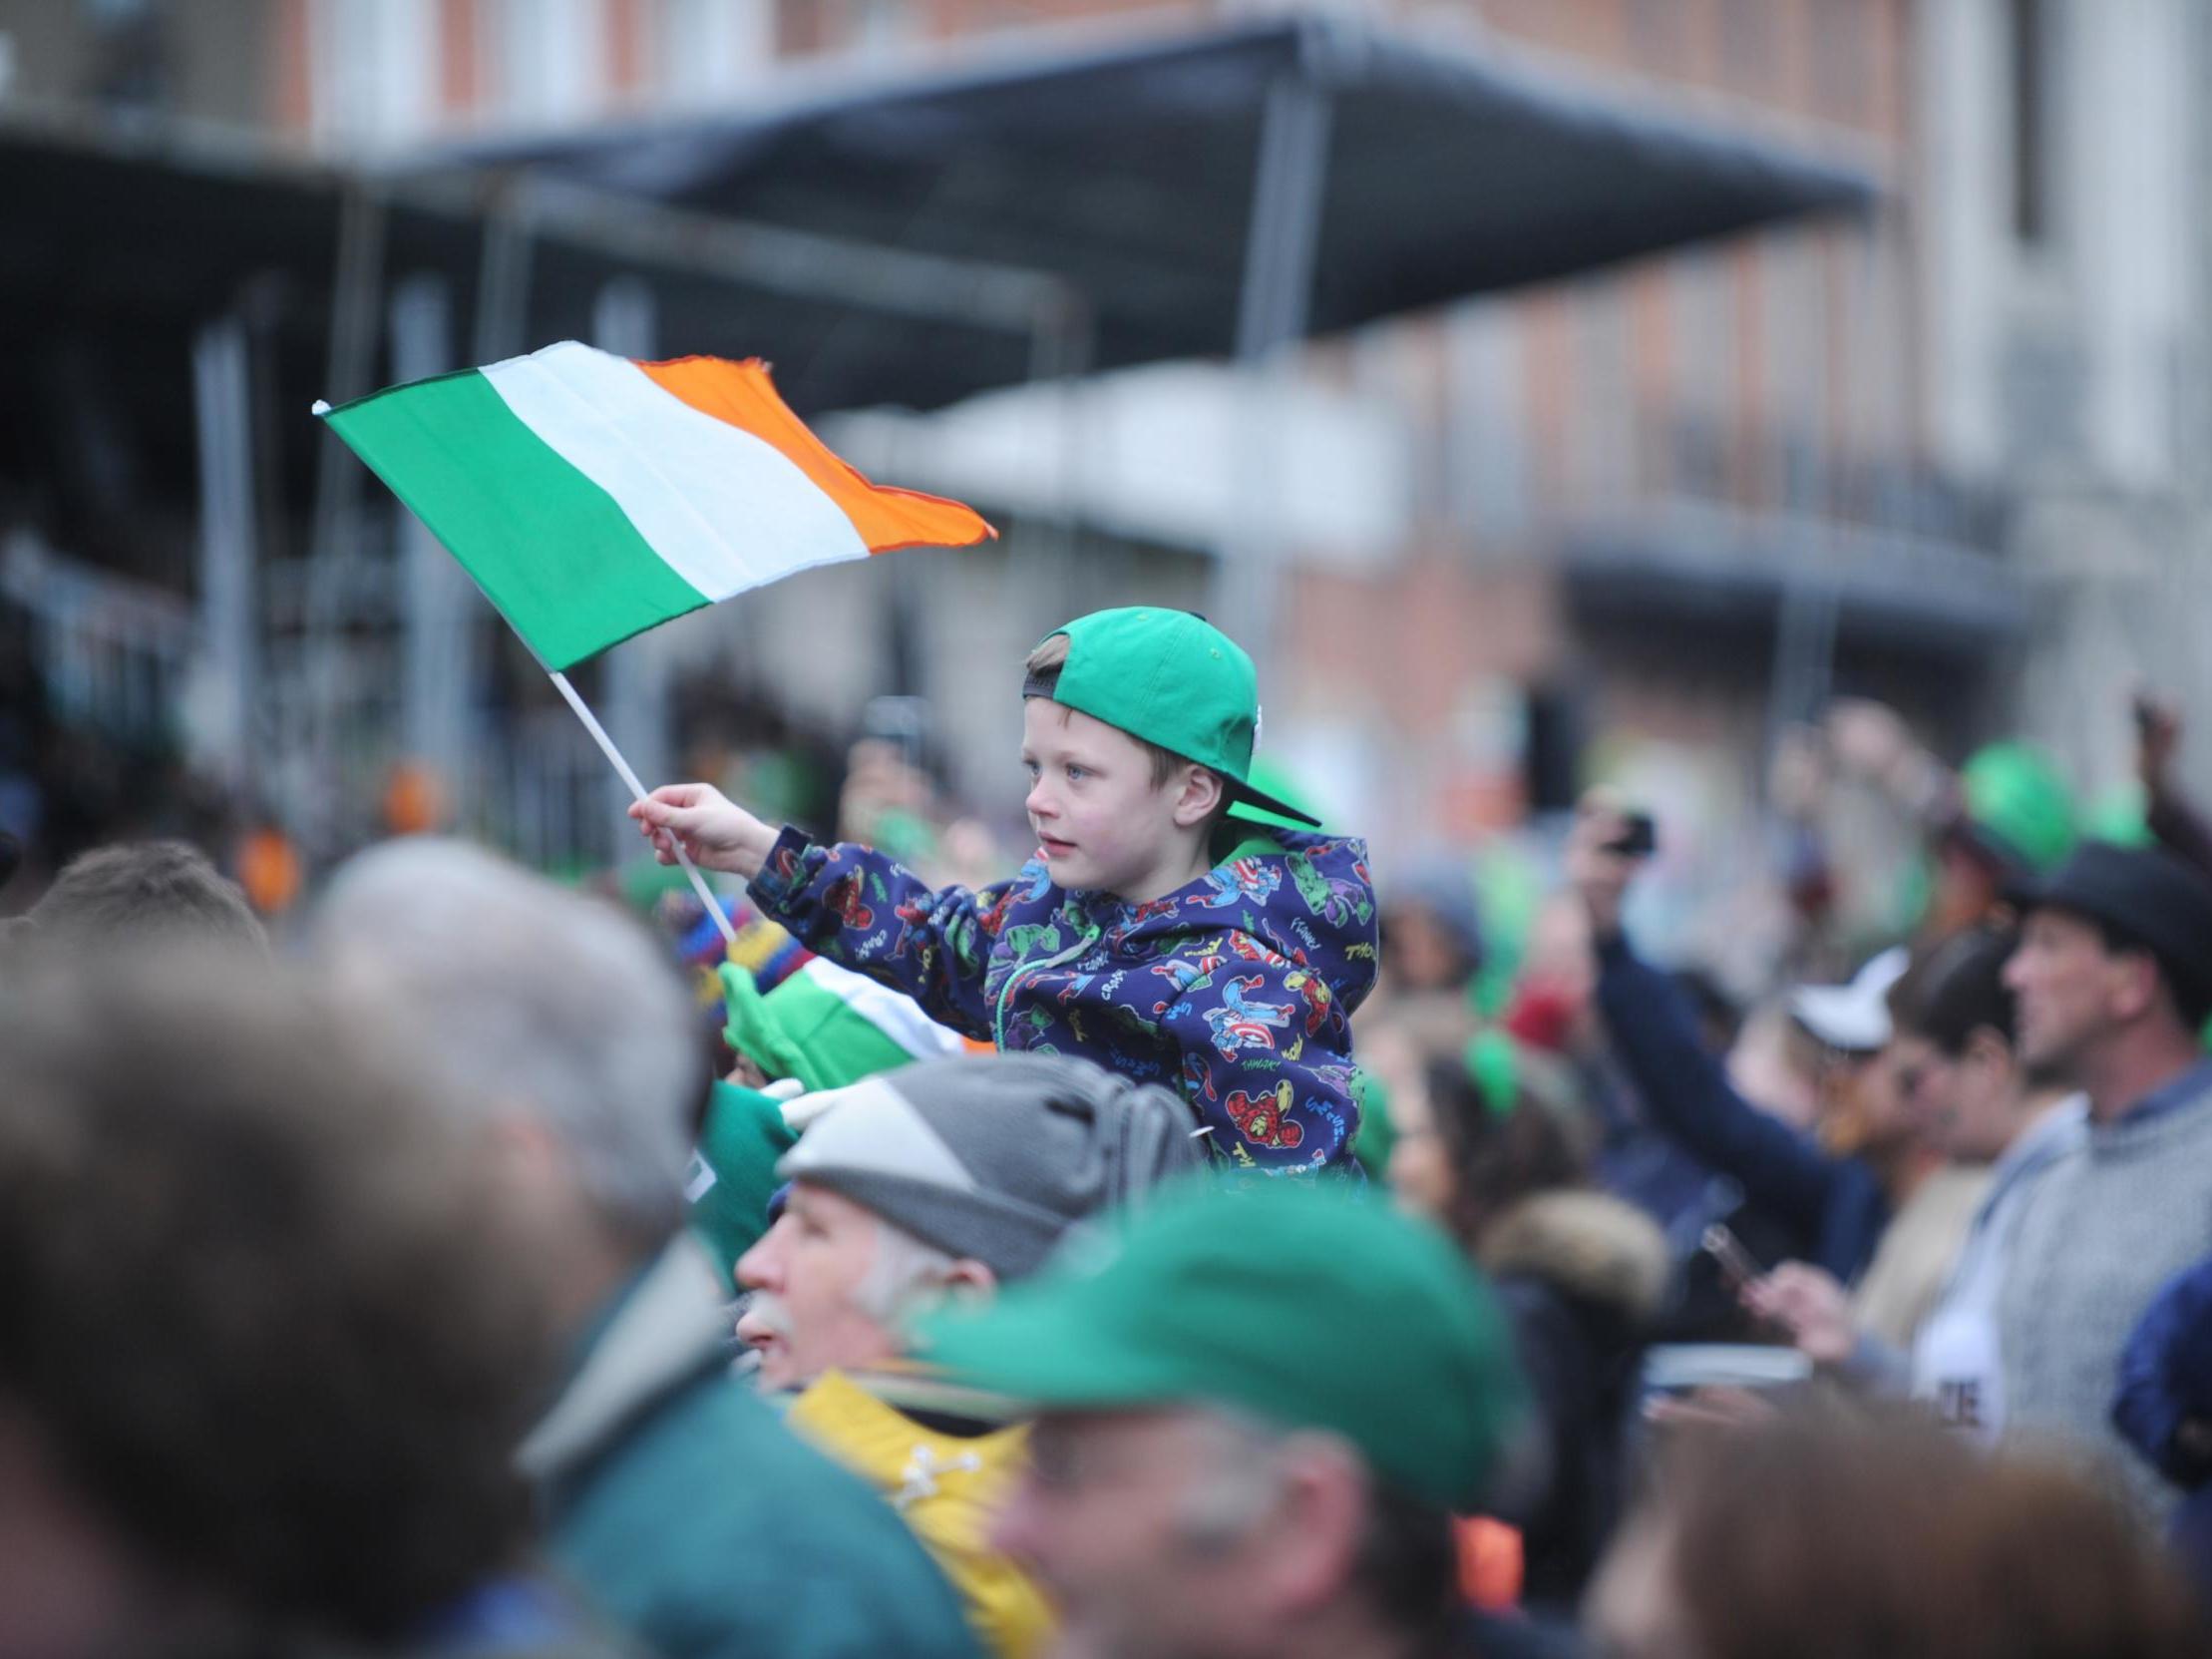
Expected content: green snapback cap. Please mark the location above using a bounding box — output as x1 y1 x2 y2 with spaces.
1026 609 1320 828
915 1178 1525 1511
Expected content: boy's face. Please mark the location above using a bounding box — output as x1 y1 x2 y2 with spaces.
1021 698 1189 900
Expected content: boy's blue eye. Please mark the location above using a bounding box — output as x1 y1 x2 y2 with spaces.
1065 765 1087 782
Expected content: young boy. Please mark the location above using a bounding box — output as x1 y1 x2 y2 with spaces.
632 608 1378 1171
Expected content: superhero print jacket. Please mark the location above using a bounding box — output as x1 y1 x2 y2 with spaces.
747 825 1380 1171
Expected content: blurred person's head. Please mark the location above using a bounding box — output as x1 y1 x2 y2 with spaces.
1387 1052 1587 1258
736 1053 1202 1390
1789 951 1922 1164
1924 743 2077 941
1812 1039 1921 1170
2003 843 2212 1116
1023 612 1317 903
922 1182 1526 1659
1929 833 2011 941
18 840 263 956
1378 860 1484 996
1886 925 2041 1161
0 949 548 1657
310 838 705 1329
1587 1405 2206 1659
1506 891 1604 1055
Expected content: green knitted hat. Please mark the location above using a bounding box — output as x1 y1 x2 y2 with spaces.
720 958 964 1093
686 1082 799 1287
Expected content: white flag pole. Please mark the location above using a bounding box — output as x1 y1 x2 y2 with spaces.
548 669 739 949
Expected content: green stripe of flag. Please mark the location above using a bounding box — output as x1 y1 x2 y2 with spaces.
325 369 709 670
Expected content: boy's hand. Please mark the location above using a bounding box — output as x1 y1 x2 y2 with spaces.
1565 791 1646 941
628 783 778 880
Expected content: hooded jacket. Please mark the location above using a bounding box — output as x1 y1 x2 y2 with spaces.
748 825 1379 1170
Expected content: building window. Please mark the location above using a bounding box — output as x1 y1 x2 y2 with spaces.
2009 0 2061 247
1717 0 1776 97
309 0 436 148
1811 0 1872 127
492 0 603 125
1445 301 1530 546
658 0 772 98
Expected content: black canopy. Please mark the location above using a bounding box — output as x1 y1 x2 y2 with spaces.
433 10 1878 413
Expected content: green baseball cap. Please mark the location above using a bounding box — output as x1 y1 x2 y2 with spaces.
914 1179 1526 1511
1026 609 1320 828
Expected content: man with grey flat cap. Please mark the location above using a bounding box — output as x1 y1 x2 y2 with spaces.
735 1050 1206 1659
1998 840 2212 1510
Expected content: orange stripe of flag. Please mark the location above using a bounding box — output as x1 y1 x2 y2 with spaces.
635 355 997 554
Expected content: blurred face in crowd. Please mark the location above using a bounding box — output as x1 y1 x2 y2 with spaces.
1814 1043 1913 1160
1891 1027 2018 1162
1515 894 1603 1053
2005 908 2149 1074
735 1184 903 1390
993 1406 1365 1659
1382 1064 1455 1227
1022 699 1220 902
1381 904 1470 995
1930 839 2005 940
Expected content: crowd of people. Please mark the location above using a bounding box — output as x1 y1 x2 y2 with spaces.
3 607 2211 1658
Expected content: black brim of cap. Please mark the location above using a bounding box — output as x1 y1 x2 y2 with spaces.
1225 781 1322 831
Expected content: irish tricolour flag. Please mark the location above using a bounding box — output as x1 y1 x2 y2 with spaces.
318 341 995 670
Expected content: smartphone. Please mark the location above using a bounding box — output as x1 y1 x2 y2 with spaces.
1699 1223 1764 1293
1606 810 1658 860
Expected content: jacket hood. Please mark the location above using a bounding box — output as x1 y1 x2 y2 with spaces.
1479 1190 1671 1325
517 1233 730 1486
1087 830 1380 1016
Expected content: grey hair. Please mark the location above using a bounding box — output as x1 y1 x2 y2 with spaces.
851 1215 961 1327
1170 1409 1299 1550
309 838 702 1239
1169 1407 1461 1646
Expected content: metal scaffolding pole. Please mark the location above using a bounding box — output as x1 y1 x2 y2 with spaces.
300 182 389 850
592 275 671 862
390 275 477 820
189 315 258 791
1214 64 1334 682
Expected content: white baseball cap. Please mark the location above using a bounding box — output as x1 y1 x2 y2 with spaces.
1789 947 1910 1053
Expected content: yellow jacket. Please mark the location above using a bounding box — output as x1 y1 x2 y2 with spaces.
788 1370 1055 1659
